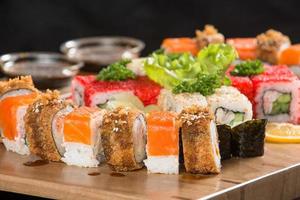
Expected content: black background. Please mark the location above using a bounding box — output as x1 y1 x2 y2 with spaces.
0 0 300 56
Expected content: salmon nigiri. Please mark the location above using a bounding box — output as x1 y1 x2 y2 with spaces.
144 111 179 174
161 38 199 56
226 38 257 60
62 106 106 167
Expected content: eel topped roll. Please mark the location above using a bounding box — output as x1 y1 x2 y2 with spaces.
101 107 147 171
25 90 74 161
144 111 179 174
207 86 252 127
257 29 290 64
0 76 39 155
62 106 106 167
179 106 221 174
195 24 225 50
158 89 207 114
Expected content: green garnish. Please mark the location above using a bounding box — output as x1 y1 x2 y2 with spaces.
173 74 222 96
144 43 238 95
230 60 264 76
97 59 136 81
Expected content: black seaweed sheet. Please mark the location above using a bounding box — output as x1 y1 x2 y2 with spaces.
217 125 232 160
217 119 267 159
231 119 267 158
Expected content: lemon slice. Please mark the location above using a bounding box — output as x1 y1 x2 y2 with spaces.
266 122 300 143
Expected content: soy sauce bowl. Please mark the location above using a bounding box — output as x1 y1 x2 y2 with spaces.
60 36 145 72
0 52 83 89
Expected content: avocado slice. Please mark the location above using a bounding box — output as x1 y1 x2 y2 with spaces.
229 112 245 127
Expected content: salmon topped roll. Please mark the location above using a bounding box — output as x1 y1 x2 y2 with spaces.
101 107 147 172
144 111 179 174
179 106 221 174
0 76 39 155
25 91 74 161
62 107 106 167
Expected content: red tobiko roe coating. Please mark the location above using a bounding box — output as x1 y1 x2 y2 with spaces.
226 65 254 105
84 76 162 106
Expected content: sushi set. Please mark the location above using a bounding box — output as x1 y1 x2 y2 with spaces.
0 25 300 199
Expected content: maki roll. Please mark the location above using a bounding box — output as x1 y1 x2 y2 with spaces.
251 65 300 124
226 38 257 60
0 76 39 155
279 44 300 77
71 75 96 106
257 29 291 64
84 76 161 107
25 91 74 161
158 89 207 114
62 107 106 167
101 107 147 171
216 125 232 160
231 119 267 157
144 111 179 174
195 25 225 50
207 86 253 127
179 106 221 174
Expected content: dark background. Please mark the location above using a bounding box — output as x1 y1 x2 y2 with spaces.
0 0 300 56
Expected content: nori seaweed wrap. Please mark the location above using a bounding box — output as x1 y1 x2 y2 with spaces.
217 125 232 160
231 119 267 157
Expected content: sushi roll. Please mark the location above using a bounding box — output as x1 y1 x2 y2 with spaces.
62 107 106 167
226 65 254 104
158 89 207 114
179 106 221 174
84 76 161 107
195 25 225 50
71 75 96 106
226 38 257 60
144 111 179 174
0 76 39 155
126 58 146 76
216 124 232 160
207 86 253 127
279 44 300 77
101 107 146 171
25 91 74 161
257 29 291 64
251 65 300 124
231 119 267 157
161 38 199 56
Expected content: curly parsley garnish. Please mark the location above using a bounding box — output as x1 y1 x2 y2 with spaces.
97 60 136 81
230 60 264 76
172 74 222 96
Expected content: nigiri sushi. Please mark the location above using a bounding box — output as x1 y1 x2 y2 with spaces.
161 38 199 56
195 24 225 50
0 76 39 155
179 106 221 174
158 89 207 114
62 107 106 167
25 91 74 161
257 29 290 64
144 111 179 174
279 44 300 77
206 86 253 127
101 107 146 171
226 38 257 60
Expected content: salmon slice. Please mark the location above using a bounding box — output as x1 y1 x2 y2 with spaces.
162 38 199 56
226 38 257 60
0 93 37 140
279 44 300 65
146 111 179 156
63 107 99 145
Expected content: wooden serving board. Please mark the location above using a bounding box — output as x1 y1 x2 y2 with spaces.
0 144 299 200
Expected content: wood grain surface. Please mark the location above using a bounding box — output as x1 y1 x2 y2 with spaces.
0 143 299 199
